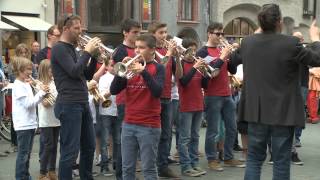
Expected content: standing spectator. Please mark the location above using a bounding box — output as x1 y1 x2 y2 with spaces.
36 25 61 65
31 41 40 65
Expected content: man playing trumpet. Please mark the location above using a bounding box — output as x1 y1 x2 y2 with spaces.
196 22 244 172
51 15 100 180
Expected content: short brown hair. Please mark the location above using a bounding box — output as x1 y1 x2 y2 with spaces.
147 21 167 34
11 57 33 76
47 25 59 38
136 34 156 49
57 15 81 33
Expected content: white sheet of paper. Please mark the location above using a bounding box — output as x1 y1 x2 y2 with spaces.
203 56 215 64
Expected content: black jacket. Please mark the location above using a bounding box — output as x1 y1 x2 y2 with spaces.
230 33 320 127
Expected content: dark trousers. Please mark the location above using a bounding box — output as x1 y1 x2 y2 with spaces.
116 104 125 180
157 98 172 170
11 117 17 146
39 126 60 175
244 123 294 180
54 103 95 180
15 129 35 180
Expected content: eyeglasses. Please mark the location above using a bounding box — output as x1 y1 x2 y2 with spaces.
210 32 225 36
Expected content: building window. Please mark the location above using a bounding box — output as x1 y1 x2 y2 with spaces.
54 0 87 28
87 0 133 32
178 0 198 22
141 0 159 30
225 18 255 37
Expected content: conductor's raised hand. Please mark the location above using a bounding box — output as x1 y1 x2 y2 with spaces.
310 20 320 42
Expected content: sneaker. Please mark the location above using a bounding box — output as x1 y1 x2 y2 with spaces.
92 171 99 177
233 145 243 152
158 167 180 179
208 160 224 171
72 169 79 179
268 156 274 165
224 159 246 168
292 152 304 166
7 145 17 153
193 166 207 175
182 169 202 177
101 167 113 177
95 154 101 166
168 158 179 165
295 141 302 148
0 152 8 157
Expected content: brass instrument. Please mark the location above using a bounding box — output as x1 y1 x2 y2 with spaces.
113 54 146 79
29 76 55 106
89 87 112 108
219 37 236 52
79 34 114 64
229 74 242 88
163 37 194 58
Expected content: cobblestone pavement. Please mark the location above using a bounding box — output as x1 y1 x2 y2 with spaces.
0 124 319 180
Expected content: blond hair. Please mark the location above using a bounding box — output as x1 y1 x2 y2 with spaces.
38 59 52 85
15 43 30 58
11 57 33 76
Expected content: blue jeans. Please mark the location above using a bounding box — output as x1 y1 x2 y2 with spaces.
204 96 236 161
16 129 35 180
169 99 180 151
54 103 96 180
122 123 161 180
100 115 121 170
178 111 202 171
245 123 294 180
157 98 172 170
116 104 125 180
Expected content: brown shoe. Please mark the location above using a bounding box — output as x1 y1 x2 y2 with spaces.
208 160 224 171
38 174 50 180
47 171 57 180
224 159 246 168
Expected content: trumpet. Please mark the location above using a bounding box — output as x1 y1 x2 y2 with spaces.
88 86 112 108
163 37 194 57
180 54 219 78
29 76 55 106
229 74 242 88
219 37 237 52
113 54 146 79
79 34 114 64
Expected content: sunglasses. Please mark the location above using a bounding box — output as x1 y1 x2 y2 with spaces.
210 32 225 36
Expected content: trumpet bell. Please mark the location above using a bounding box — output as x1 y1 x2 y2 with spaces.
102 99 112 108
182 47 194 58
113 62 127 77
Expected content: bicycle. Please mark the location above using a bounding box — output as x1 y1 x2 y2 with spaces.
0 85 12 142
